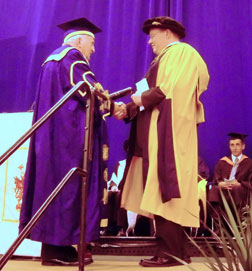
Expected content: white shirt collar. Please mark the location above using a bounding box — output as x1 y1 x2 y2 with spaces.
231 153 242 163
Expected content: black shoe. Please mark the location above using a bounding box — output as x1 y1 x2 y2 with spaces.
139 256 191 267
41 257 93 266
41 244 78 261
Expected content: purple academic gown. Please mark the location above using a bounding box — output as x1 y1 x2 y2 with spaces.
19 45 107 245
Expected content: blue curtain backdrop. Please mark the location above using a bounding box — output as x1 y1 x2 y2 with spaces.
0 0 251 178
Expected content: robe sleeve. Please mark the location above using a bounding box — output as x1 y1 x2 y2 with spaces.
195 54 210 124
125 102 139 121
60 49 98 105
141 86 166 109
125 86 166 119
62 49 115 115
156 44 209 125
240 160 252 191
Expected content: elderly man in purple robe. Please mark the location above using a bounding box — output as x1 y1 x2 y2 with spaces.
19 17 123 266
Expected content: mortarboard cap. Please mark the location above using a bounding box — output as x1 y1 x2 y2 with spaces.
57 17 102 43
142 16 186 38
227 132 248 141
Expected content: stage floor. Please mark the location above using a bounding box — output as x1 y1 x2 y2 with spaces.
3 255 221 271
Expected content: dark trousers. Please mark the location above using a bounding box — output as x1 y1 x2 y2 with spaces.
208 185 249 234
105 191 153 236
105 191 127 234
208 185 249 221
154 215 188 260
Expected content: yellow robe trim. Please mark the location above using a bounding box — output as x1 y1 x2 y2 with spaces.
221 154 248 166
122 43 209 227
43 47 91 97
70 62 93 97
64 30 94 43
42 47 75 66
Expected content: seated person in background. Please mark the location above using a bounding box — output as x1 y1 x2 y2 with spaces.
208 133 252 217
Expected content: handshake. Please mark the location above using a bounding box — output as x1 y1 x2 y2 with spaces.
96 80 146 120
113 91 143 120
113 102 127 120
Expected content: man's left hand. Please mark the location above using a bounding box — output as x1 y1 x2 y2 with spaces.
219 179 241 190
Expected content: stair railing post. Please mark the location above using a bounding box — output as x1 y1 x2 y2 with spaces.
78 85 95 271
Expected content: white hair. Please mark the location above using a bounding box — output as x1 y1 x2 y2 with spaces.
63 34 88 45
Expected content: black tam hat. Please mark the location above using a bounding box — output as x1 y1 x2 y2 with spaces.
57 17 102 43
227 132 248 142
142 16 186 38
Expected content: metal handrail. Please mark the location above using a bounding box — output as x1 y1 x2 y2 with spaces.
0 81 102 271
0 167 86 270
0 81 133 271
0 84 132 166
0 80 87 166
